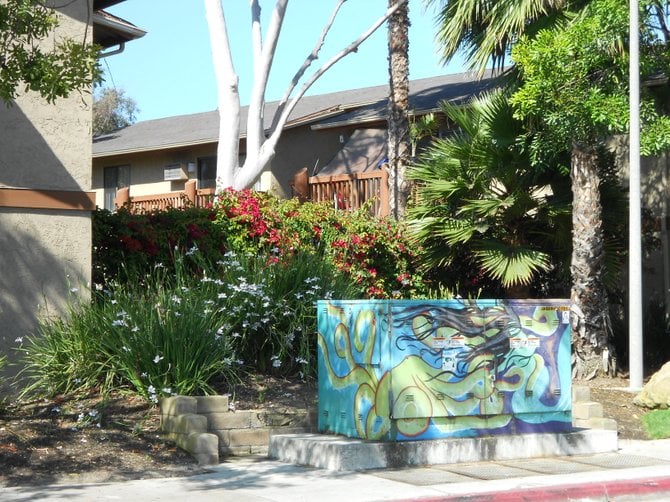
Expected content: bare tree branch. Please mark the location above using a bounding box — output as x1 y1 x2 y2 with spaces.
262 0 407 156
270 0 348 132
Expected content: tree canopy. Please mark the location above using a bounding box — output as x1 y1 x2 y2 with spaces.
0 0 100 104
510 0 670 158
93 87 138 136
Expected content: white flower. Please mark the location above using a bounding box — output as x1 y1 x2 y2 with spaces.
14 337 23 343
69 287 79 293
218 293 227 299
131 326 140 333
153 355 164 364
161 387 172 394
271 355 282 368
112 319 127 327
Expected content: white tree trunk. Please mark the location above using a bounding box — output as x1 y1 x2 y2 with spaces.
206 0 407 191
205 0 240 188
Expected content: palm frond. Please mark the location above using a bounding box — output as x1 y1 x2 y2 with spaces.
473 242 552 287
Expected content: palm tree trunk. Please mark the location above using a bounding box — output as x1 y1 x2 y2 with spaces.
570 142 617 378
387 0 410 219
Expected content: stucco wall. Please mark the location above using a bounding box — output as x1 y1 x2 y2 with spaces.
612 136 670 319
92 144 217 206
0 1 92 387
92 126 345 204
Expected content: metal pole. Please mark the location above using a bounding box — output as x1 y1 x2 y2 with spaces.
629 0 643 390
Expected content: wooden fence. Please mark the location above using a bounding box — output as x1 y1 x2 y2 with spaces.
116 170 390 216
292 167 390 217
115 180 216 213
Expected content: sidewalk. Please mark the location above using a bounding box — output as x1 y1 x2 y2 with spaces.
3 439 670 501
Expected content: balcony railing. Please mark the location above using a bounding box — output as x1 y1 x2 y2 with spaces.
292 167 390 217
114 180 215 213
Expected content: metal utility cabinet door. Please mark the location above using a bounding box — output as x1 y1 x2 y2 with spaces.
317 299 572 441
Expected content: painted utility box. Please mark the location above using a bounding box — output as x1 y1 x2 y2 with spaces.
317 299 572 441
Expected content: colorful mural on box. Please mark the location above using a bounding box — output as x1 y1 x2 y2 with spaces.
317 299 572 441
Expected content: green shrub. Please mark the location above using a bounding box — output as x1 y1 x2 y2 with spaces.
19 255 239 401
19 247 358 401
209 249 359 375
213 190 428 298
93 206 229 286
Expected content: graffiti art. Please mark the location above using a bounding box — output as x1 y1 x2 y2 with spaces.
317 299 572 441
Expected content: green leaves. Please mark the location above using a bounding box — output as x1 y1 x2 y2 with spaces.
407 91 571 293
510 0 670 157
0 0 100 103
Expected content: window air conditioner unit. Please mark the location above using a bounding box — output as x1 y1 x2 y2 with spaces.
164 163 188 181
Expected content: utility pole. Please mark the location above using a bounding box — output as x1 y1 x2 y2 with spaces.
629 0 643 390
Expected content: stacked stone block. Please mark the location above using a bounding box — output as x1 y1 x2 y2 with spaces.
572 385 618 431
160 394 317 465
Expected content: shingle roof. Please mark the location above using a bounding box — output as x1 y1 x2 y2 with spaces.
93 69 503 158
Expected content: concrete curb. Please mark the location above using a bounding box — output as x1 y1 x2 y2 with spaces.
399 476 670 501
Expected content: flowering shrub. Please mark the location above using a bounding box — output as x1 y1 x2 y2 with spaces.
30 190 433 402
19 248 357 401
93 206 228 286
211 190 427 298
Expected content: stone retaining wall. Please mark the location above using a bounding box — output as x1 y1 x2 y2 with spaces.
160 395 317 465
162 388 613 466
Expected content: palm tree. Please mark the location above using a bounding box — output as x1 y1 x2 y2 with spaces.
387 0 411 218
406 91 572 297
426 0 630 377
426 0 576 73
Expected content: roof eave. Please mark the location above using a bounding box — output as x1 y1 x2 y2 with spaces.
310 106 443 130
93 138 219 158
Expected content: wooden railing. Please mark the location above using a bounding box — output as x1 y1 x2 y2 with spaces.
115 180 216 213
292 168 390 217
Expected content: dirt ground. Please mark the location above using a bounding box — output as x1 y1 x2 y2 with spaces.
0 375 650 488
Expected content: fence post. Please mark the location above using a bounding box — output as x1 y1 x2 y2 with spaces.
185 179 197 206
291 167 310 202
115 187 130 209
379 167 390 217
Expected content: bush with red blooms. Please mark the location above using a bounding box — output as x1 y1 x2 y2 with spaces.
92 206 228 286
94 190 427 298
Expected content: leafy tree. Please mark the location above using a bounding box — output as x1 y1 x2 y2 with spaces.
93 87 138 136
509 0 670 377
0 0 100 103
406 91 572 297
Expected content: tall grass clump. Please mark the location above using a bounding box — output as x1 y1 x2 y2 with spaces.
19 253 239 402
19 247 357 402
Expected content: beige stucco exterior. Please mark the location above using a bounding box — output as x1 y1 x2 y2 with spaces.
92 124 346 206
0 1 93 385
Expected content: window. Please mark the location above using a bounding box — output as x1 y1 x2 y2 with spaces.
197 156 217 189
103 165 130 210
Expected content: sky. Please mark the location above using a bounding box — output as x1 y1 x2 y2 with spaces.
102 0 466 122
